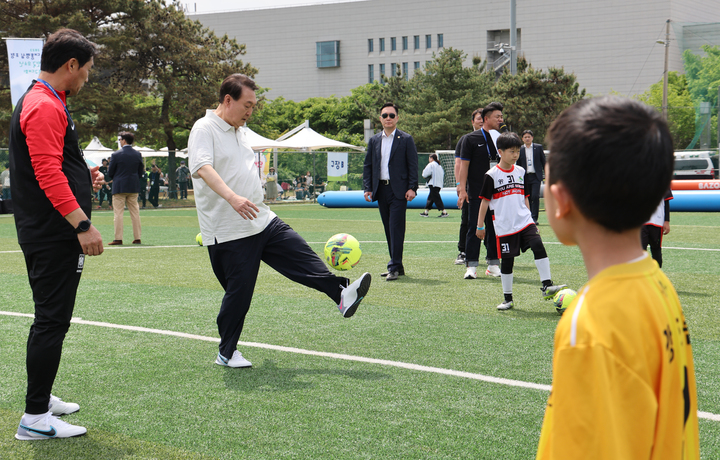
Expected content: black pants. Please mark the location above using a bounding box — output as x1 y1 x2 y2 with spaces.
376 183 407 273
138 185 147 207
526 175 542 222
641 224 663 267
148 186 160 208
21 239 84 414
99 187 111 206
425 186 444 211
208 217 349 359
178 181 188 199
465 198 498 265
458 200 469 253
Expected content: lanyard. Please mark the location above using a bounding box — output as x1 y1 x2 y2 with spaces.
37 79 75 130
480 129 495 161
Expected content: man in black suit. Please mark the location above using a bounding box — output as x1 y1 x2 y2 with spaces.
107 132 144 245
363 102 418 281
518 130 546 224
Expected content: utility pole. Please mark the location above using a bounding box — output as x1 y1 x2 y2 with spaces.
662 19 670 121
510 0 517 75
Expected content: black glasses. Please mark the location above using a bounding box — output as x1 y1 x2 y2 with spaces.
381 113 396 119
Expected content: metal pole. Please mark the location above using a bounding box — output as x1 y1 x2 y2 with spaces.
510 0 517 75
662 19 670 121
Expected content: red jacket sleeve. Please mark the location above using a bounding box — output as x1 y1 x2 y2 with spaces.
19 87 81 217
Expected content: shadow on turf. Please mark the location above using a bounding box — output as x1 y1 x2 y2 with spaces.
222 359 390 392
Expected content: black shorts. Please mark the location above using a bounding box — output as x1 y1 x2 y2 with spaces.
498 224 541 258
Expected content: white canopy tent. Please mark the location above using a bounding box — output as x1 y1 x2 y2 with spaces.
276 124 364 151
82 137 114 165
242 127 288 150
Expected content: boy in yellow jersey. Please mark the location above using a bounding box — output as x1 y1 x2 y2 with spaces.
536 96 700 460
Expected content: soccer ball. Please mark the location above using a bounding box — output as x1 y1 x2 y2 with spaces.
196 233 203 246
553 288 577 314
324 233 362 270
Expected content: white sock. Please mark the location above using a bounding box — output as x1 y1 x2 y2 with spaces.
535 257 551 282
501 273 513 295
22 411 50 425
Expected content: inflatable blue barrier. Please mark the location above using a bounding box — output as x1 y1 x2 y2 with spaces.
318 189 462 209
317 189 720 212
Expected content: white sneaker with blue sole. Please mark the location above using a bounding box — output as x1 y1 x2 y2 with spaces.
215 350 252 368
15 413 86 440
338 272 371 318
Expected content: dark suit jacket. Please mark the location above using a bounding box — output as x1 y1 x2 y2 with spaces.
108 145 144 194
518 143 546 182
363 129 418 201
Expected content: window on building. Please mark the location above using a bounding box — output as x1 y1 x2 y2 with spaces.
379 38 385 52
402 62 408 81
425 34 431 49
391 37 397 51
368 64 374 83
368 38 374 53
391 63 397 76
414 61 420 71
402 36 408 51
316 41 340 68
414 35 420 50
437 34 443 48
380 63 385 84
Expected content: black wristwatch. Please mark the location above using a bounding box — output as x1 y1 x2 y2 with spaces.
74 219 92 234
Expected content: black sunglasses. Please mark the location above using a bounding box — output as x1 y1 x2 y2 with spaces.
381 113 396 119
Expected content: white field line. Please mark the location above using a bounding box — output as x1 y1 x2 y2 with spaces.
2 241 719 254
1 310 718 421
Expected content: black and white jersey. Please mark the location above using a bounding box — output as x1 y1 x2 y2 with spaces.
479 164 533 237
645 189 673 227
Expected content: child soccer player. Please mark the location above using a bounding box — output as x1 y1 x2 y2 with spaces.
642 189 673 267
476 132 565 310
537 96 699 459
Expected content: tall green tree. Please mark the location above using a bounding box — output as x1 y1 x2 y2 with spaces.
638 72 696 149
400 48 495 151
97 0 256 191
682 45 720 148
492 56 586 145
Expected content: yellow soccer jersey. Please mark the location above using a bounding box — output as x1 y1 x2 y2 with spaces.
537 254 699 460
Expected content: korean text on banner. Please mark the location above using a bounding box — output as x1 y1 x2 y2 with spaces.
4 38 44 109
327 152 348 182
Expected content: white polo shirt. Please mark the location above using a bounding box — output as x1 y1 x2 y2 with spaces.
188 109 276 245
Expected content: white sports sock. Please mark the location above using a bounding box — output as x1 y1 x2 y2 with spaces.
22 411 50 426
501 273 513 294
535 257 551 282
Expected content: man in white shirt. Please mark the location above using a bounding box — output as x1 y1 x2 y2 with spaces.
188 74 371 368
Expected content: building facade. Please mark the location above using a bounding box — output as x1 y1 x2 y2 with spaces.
190 0 720 101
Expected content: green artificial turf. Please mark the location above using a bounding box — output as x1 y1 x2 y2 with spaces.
0 204 718 459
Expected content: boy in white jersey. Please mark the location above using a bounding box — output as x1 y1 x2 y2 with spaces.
537 96 699 459
641 189 672 267
476 132 565 310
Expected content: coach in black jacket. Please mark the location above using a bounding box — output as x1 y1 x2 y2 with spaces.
518 130 546 223
363 103 418 281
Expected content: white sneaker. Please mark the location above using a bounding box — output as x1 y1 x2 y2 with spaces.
338 272 371 318
464 267 477 279
215 350 252 368
49 394 80 416
497 300 514 311
485 265 501 277
15 413 87 440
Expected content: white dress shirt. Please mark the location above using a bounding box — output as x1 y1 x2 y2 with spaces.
380 129 396 181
